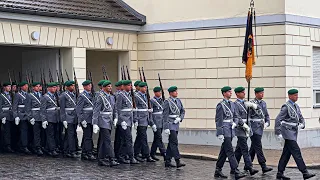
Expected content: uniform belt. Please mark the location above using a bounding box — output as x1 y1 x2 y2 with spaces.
121 109 132 112
281 121 298 126
83 107 93 111
47 107 58 111
65 108 75 111
31 108 40 111
2 107 10 111
153 111 163 115
223 120 232 123
136 109 148 112
242 119 247 123
18 105 25 108
169 115 178 118
100 112 112 115
250 119 263 122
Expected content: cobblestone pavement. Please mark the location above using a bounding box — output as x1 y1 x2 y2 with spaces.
0 154 318 180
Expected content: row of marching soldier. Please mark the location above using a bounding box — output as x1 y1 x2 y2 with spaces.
0 69 186 168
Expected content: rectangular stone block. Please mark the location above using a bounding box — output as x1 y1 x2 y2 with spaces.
2 23 13 43
300 27 310 37
196 69 217 78
286 25 300 36
310 28 315 41
261 25 285 35
184 109 197 118
207 79 227 88
175 49 196 59
251 78 274 87
207 58 229 68
138 33 155 42
292 56 307 66
293 77 307 87
197 89 217 99
217 47 240 57
255 56 274 67
156 70 175 79
39 26 49 45
196 29 217 39
286 45 300 56
174 69 196 79
315 29 320 41
285 66 299 77
196 48 217 58
264 99 275 109
274 56 286 66
273 35 288 44
178 89 196 99
216 28 239 38
228 57 244 68
300 46 311 56
155 50 175 59
185 99 206 108
186 79 206 88
154 32 174 41
185 59 206 69
186 119 207 129
117 33 124 49
228 78 247 87
62 29 71 47
218 68 240 78
11 23 22 44
122 34 129 50
175 31 195 40
206 38 228 48
138 51 154 60
227 37 243 47
164 60 185 69
73 48 86 58
144 60 165 70
293 36 307 45
263 67 285 77
207 99 220 108
185 39 206 49
262 45 285 55
70 29 80 47
165 41 185 50
274 77 286 87
20 24 30 45
299 67 312 77
130 51 137 61
257 36 274 45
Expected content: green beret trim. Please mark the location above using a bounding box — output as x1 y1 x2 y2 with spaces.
134 80 142 86
153 86 161 92
47 82 57 87
32 82 41 87
11 82 17 85
234 86 245 93
102 80 112 87
288 89 298 95
3 82 11 86
19 81 28 87
221 86 232 93
98 80 106 86
64 81 75 87
123 80 132 85
115 81 122 87
138 82 147 87
254 87 264 93
82 80 91 86
168 86 178 93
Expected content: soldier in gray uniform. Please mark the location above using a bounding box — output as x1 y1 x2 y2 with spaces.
96 80 106 97
163 86 186 168
248 87 273 173
150 86 166 161
214 86 246 179
134 80 141 93
60 81 78 158
275 89 315 180
113 80 123 160
0 82 15 153
40 82 60 157
233 86 259 175
76 80 96 161
93 80 119 167
133 82 157 163
26 82 43 156
13 81 32 155
116 80 139 164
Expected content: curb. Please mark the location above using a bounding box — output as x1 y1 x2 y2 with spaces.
180 152 320 169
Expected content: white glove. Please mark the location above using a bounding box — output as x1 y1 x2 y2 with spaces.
232 122 237 129
113 118 118 127
243 123 251 137
174 117 181 124
264 122 269 129
164 129 170 136
217 135 224 142
152 124 157 132
63 121 68 129
42 121 48 129
93 124 99 134
134 122 138 129
244 102 258 109
121 121 127 130
2 117 6 124
81 120 87 128
30 118 35 125
148 109 153 113
277 134 285 146
298 123 304 131
15 117 20 125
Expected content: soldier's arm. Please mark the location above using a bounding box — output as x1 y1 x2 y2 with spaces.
76 95 85 124
162 100 169 130
40 96 47 122
215 103 224 136
0 96 4 119
274 105 287 135
116 93 123 119
133 95 138 123
113 95 118 120
25 94 32 120
147 98 155 127
297 105 305 129
92 96 102 125
60 93 66 122
233 103 244 126
264 101 271 125
179 99 185 121
12 94 19 118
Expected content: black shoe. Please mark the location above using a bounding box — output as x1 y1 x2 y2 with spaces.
76 146 82 151
303 171 316 179
21 147 32 155
130 158 140 164
276 172 291 180
98 159 109 166
135 156 145 162
235 170 246 179
214 169 228 178
87 153 96 161
36 148 44 156
230 170 235 175
262 166 273 174
67 152 79 158
81 154 89 160
5 146 15 153
150 155 160 161
165 161 176 168
244 167 259 175
49 151 59 157
146 157 156 162
175 159 186 168
109 159 120 167
118 157 130 164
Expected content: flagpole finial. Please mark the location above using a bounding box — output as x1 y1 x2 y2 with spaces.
250 0 254 7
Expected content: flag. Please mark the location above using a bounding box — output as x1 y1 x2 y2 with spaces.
242 9 255 82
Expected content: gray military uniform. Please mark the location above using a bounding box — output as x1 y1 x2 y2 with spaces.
93 92 116 130
13 91 28 121
133 92 154 127
163 97 185 131
151 97 164 128
60 91 77 124
0 92 13 148
40 93 59 123
26 92 42 121
76 91 94 124
116 91 133 127
234 99 252 137
215 99 239 138
249 98 270 135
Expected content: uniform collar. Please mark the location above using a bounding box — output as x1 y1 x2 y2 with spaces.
223 98 231 103
154 96 161 100
139 91 146 96
4 91 10 95
47 92 54 96
255 98 262 103
84 90 90 94
237 98 244 103
288 100 296 105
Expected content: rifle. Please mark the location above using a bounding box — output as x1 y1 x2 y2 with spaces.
120 66 124 80
48 69 54 82
26 70 31 93
8 70 14 100
65 69 70 81
138 67 143 81
123 65 127 80
158 73 165 101
56 70 63 93
141 67 151 109
73 68 80 98
42 69 47 95
102 65 109 80
126 66 136 108
30 71 34 83
88 70 95 97
60 68 65 91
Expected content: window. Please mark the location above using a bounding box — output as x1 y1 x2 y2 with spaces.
313 48 320 107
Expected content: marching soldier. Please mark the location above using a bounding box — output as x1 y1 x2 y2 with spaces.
114 81 123 97
133 82 156 163
96 80 106 96
26 82 43 156
150 86 166 161
76 80 96 161
93 80 119 167
214 86 246 179
13 81 32 154
134 80 141 92
113 80 123 160
40 82 60 157
275 89 316 180
163 86 186 168
233 87 259 175
248 87 273 173
116 80 139 164
60 81 78 158
0 82 14 153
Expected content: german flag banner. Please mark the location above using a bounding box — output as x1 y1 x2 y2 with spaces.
242 8 255 82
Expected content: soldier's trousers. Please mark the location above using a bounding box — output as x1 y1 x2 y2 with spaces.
114 125 122 159
134 126 150 158
249 133 267 167
98 128 115 160
74 124 79 149
216 137 239 171
151 128 166 156
234 136 253 169
119 126 134 159
278 139 307 172
55 122 64 150
63 123 76 153
11 122 19 150
46 122 57 152
165 130 180 161
81 124 93 154
33 121 42 149
3 121 12 147
19 121 29 148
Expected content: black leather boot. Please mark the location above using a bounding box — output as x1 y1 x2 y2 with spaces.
276 171 291 180
214 168 228 178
